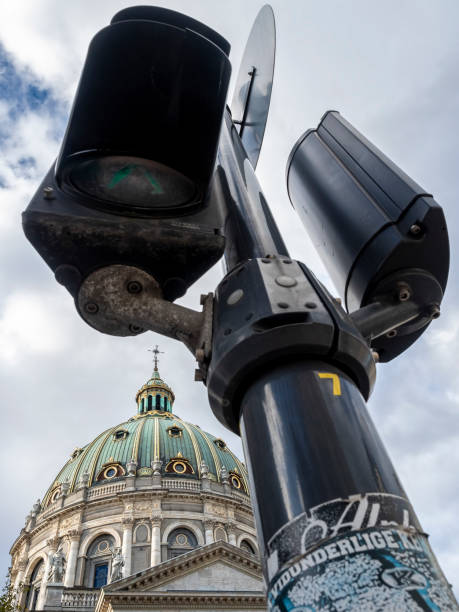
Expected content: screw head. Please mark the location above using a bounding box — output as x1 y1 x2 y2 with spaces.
126 281 142 294
43 186 54 199
84 302 99 314
276 275 297 288
386 329 398 338
227 289 244 305
409 223 422 236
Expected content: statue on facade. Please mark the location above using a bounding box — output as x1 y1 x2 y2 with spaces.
110 548 124 582
220 465 229 484
200 460 209 479
126 459 138 476
48 548 66 583
151 458 162 476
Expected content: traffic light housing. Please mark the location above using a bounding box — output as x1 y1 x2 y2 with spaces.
23 6 231 320
287 111 449 360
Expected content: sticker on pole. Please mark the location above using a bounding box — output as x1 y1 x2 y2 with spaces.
268 527 458 611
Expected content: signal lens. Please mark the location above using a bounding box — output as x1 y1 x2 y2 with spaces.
65 155 197 214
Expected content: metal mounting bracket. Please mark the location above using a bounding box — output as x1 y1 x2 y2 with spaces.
77 265 213 365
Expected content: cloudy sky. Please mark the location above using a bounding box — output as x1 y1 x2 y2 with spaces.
1 0 459 594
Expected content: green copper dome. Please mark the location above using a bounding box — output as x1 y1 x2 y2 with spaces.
42 367 248 505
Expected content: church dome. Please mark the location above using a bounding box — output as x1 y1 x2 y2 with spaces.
10 354 259 611
42 364 249 506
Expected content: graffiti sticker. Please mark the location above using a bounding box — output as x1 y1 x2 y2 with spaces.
267 492 421 578
269 528 458 611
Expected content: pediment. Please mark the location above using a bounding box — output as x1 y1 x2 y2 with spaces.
106 541 263 594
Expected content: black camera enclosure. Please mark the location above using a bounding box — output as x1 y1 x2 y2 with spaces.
287 111 449 361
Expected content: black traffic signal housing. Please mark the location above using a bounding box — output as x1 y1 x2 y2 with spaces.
23 6 231 319
287 111 449 361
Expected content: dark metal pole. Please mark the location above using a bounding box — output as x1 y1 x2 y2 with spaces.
240 360 457 610
208 111 459 609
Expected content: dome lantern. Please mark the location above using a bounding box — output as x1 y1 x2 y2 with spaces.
135 346 175 414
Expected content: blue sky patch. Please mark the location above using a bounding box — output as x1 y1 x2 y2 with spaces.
0 42 67 144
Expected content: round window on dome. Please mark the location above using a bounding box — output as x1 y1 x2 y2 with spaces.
50 488 61 503
165 456 194 475
167 426 182 438
96 462 126 481
214 438 227 450
172 461 186 474
230 474 243 490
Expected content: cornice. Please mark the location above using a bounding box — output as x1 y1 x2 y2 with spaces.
9 532 30 558
98 591 266 611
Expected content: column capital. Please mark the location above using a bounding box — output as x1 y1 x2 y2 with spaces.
203 519 215 531
122 516 135 526
67 529 81 541
151 516 161 528
226 521 236 536
46 536 60 550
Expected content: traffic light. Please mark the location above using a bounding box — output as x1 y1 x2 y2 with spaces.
22 6 231 322
287 111 449 360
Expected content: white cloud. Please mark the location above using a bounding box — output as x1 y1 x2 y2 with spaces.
0 290 72 364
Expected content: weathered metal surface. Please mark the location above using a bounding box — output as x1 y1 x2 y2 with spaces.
240 361 459 610
77 265 205 355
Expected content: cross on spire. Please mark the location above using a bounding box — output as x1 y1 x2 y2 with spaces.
148 345 164 372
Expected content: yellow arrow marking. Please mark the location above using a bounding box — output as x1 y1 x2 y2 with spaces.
317 372 341 396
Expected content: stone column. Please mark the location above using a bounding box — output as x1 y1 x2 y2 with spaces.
204 520 214 545
14 559 27 600
150 517 161 566
14 535 30 594
14 559 27 589
64 530 81 588
121 518 134 577
36 537 58 610
227 523 237 546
